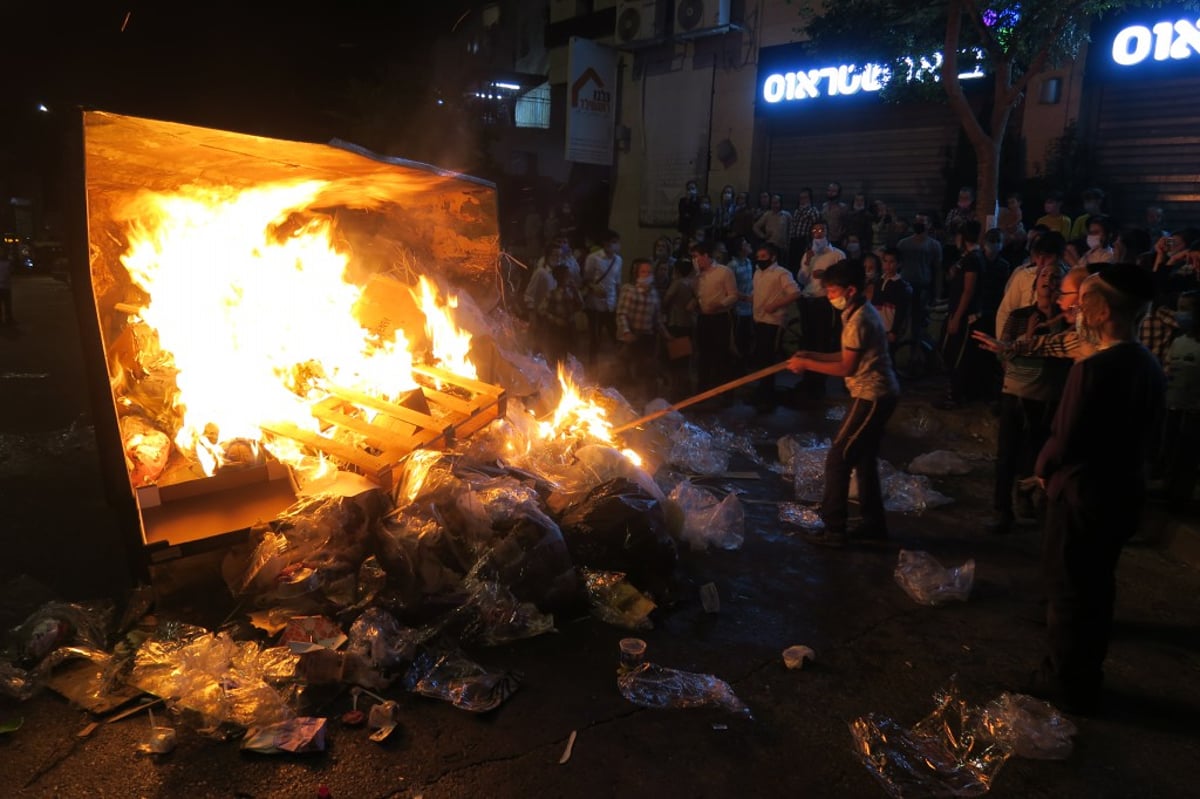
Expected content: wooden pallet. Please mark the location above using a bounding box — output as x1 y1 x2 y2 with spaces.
260 367 506 488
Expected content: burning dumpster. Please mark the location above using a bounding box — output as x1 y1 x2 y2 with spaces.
68 110 508 575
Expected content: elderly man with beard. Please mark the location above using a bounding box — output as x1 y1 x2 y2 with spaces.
1028 264 1164 714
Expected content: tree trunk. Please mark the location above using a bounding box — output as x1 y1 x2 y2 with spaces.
974 140 1001 229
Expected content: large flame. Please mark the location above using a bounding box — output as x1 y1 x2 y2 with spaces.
538 365 615 445
118 180 466 476
412 276 478 382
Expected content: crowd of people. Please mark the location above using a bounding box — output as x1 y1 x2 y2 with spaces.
515 178 1198 718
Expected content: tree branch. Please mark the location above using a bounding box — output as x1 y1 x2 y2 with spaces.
1004 0 1087 106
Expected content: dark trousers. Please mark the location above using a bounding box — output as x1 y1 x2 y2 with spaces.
0 287 12 325
799 296 839 398
733 314 755 365
1043 484 1140 702
586 309 615 363
543 320 574 368
942 317 987 402
620 332 659 395
908 283 930 341
822 395 898 533
995 393 1053 516
753 321 783 405
1164 408 1200 509
695 312 732 394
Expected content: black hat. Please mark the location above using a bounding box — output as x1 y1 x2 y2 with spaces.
1097 263 1155 303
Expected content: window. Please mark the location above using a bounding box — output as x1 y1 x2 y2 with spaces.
515 83 551 129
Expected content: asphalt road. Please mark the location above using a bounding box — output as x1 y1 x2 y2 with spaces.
2 272 1199 798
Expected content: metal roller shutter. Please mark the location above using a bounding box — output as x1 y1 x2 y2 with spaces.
764 119 960 221
1093 74 1200 226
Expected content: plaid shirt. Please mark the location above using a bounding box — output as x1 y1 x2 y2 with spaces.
616 284 661 336
789 205 822 240
1140 306 1182 366
539 284 582 326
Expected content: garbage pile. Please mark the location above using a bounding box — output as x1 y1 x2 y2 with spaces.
1 374 761 747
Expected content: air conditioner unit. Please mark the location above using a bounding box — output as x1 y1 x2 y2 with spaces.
675 0 731 37
615 0 668 46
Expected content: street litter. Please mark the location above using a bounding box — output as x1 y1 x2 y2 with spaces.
894 550 975 606
782 645 816 670
619 638 647 669
825 404 847 421
667 480 745 551
404 649 520 713
699 582 721 614
909 450 973 476
667 422 730 475
367 700 400 742
850 681 1076 798
617 662 751 717
778 503 824 530
558 729 578 764
136 707 177 755
0 717 23 734
583 571 656 630
242 717 327 754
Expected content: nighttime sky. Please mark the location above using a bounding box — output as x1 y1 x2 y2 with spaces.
1 2 471 145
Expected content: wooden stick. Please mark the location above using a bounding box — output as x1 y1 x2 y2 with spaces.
612 361 791 434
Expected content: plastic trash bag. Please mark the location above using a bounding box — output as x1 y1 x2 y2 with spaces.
404 648 520 713
666 480 744 551
980 693 1077 761
120 414 172 486
130 624 298 733
558 479 678 591
909 451 973 476
10 600 113 664
709 423 768 467
617 662 751 717
346 608 424 674
668 422 730 475
850 682 1013 798
456 576 555 646
778 503 824 530
776 435 829 475
581 569 656 630
894 550 975 606
791 441 831 503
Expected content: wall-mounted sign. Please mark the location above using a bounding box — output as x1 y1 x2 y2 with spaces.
759 50 985 106
566 37 617 165
1111 18 1200 66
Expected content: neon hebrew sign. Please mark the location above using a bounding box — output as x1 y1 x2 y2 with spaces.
1111 18 1200 66
760 51 986 104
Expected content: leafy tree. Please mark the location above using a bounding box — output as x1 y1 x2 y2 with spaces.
800 0 1192 222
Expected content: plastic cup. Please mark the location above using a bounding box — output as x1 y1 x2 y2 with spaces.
148 725 177 754
619 638 646 669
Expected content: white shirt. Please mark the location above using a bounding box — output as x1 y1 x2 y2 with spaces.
799 246 846 298
524 266 556 311
696 264 738 314
583 250 622 312
752 264 800 326
1081 247 1114 267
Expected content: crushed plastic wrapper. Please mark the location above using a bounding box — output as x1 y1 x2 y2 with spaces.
778 503 824 530
582 569 656 630
456 575 555 646
909 450 973 476
851 681 1013 798
130 624 299 733
776 435 829 476
980 693 1077 761
667 422 730 475
404 649 520 713
346 608 424 674
825 404 848 421
667 480 744 552
617 662 752 717
242 717 327 754
881 471 954 514
894 550 975 606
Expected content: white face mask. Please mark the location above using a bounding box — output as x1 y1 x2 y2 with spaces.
812 237 829 253
829 294 848 310
1086 234 1101 250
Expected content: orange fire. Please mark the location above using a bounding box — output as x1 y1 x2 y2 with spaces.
117 180 469 476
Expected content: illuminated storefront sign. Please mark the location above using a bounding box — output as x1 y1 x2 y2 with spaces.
760 52 985 105
1111 18 1200 66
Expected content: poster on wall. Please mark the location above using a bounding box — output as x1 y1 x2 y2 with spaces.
566 37 617 165
638 69 711 227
